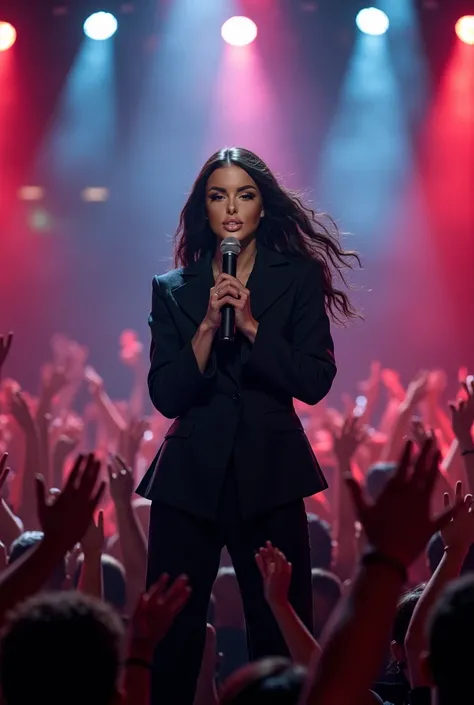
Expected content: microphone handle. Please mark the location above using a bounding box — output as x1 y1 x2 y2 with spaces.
219 252 237 342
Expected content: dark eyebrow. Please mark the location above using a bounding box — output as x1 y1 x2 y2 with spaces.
208 185 257 193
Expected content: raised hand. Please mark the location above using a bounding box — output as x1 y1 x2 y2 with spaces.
107 455 135 506
0 453 11 494
40 364 69 400
410 417 430 449
427 370 447 398
255 541 292 607
358 361 381 395
127 418 148 446
332 416 367 465
405 371 430 407
345 439 458 569
381 368 405 401
118 418 148 468
84 365 104 396
0 541 7 572
341 393 356 417
119 329 143 367
81 510 104 557
0 332 13 372
449 378 474 447
441 481 474 553
9 391 36 435
130 574 191 647
51 434 79 489
35 453 105 551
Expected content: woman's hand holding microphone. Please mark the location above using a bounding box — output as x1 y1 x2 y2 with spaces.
192 273 259 375
202 273 258 343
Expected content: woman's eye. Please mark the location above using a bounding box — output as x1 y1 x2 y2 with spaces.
209 192 255 201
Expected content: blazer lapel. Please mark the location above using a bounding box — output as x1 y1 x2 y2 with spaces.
172 251 214 327
249 245 296 320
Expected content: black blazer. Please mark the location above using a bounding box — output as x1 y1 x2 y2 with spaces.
136 244 337 520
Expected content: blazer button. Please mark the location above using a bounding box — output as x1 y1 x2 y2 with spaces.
231 393 241 404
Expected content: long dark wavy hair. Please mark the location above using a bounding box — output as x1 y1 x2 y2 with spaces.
174 147 361 323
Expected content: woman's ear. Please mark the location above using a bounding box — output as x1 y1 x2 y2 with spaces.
261 209 265 218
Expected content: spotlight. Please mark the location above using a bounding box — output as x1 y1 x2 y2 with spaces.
356 8 390 36
83 12 118 41
18 186 45 201
221 16 257 47
455 15 474 45
81 187 109 202
0 22 17 52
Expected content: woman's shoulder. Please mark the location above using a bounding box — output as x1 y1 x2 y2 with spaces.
152 267 185 293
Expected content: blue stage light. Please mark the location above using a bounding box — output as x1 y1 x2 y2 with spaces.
356 8 390 36
83 12 118 41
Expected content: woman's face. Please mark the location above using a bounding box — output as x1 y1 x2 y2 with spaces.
205 165 264 244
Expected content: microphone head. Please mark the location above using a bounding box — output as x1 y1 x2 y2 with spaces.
220 237 242 257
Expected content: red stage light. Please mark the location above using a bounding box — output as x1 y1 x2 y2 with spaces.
455 15 474 45
0 22 16 52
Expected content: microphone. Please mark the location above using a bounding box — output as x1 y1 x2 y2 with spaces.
219 236 242 343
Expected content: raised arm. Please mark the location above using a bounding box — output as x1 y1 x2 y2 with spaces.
300 439 458 705
379 372 429 462
108 456 147 613
78 510 104 601
84 365 127 438
0 455 22 547
123 575 191 705
256 542 321 666
332 417 367 580
0 333 13 386
405 481 474 687
9 391 42 527
449 379 474 492
0 454 104 626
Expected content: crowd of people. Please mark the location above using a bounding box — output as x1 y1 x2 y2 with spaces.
0 328 473 705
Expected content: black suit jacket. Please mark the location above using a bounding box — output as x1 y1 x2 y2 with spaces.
136 244 337 520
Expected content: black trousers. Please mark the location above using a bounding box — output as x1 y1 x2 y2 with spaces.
146 462 313 705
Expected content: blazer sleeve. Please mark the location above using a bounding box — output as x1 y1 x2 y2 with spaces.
147 276 216 419
244 261 336 405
